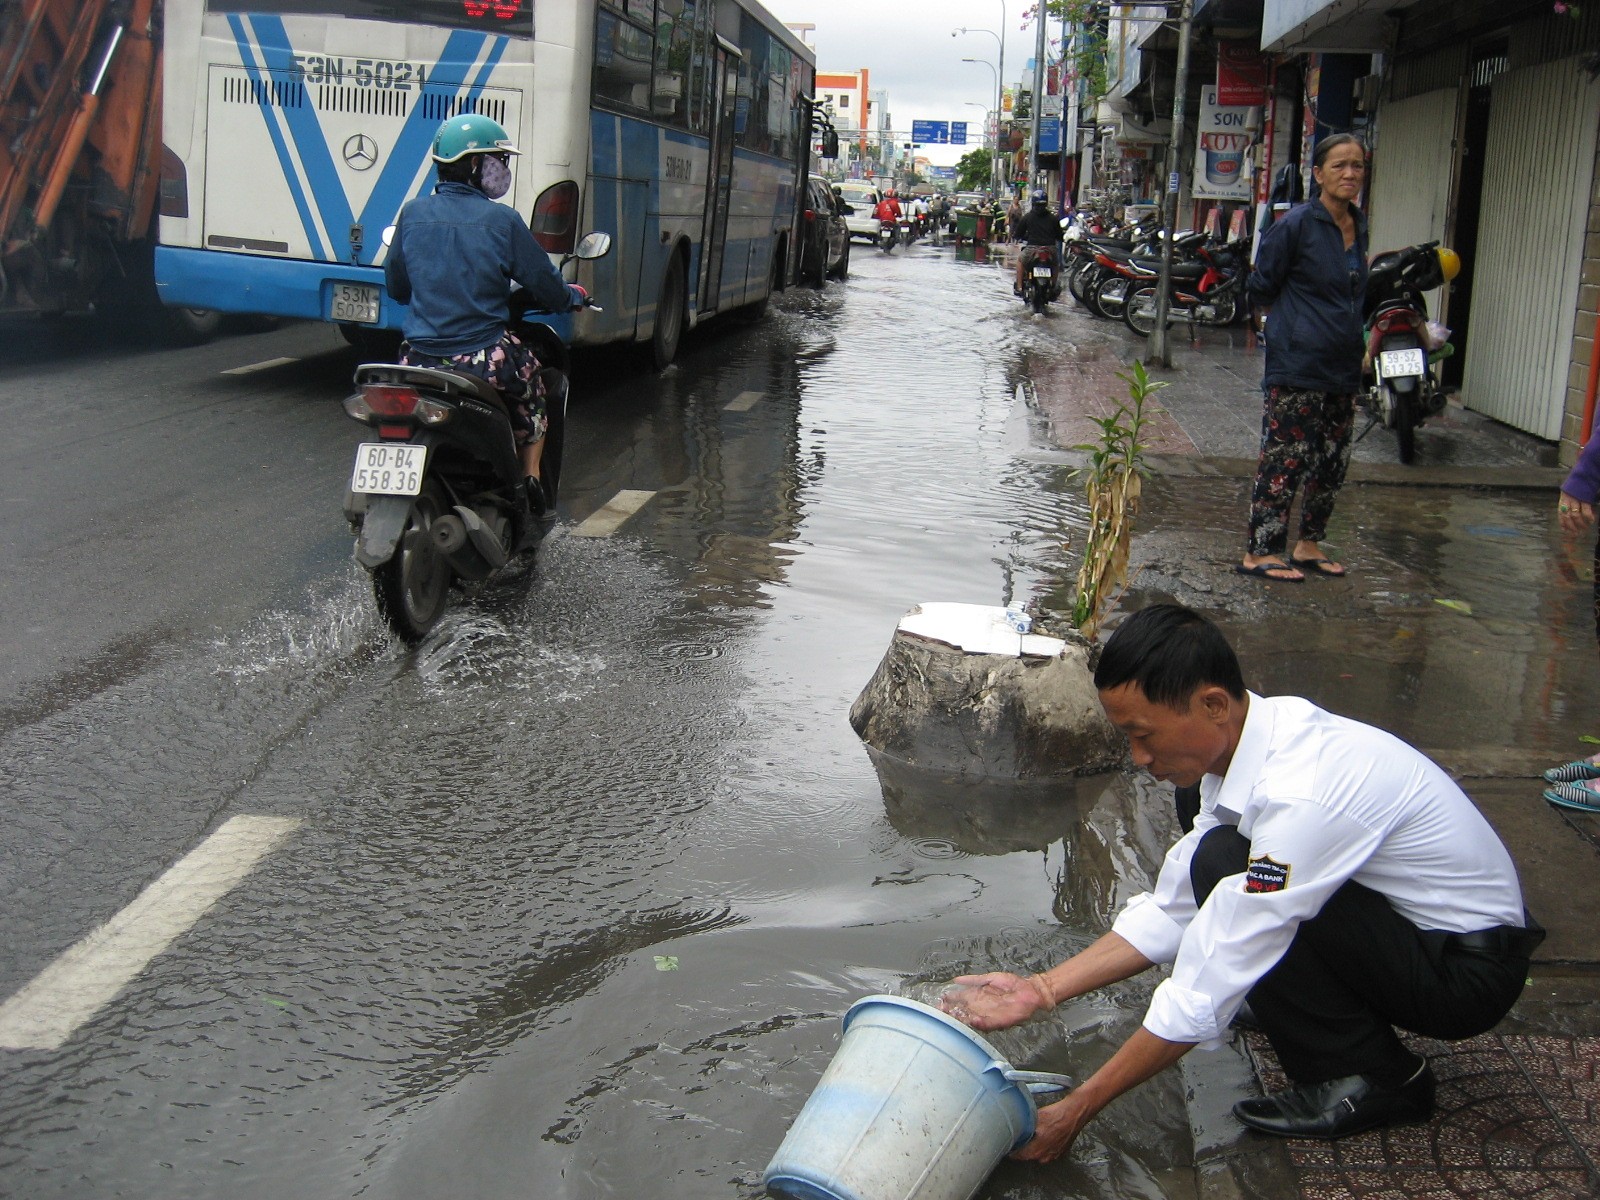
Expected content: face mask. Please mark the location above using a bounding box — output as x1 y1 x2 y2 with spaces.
478 155 511 200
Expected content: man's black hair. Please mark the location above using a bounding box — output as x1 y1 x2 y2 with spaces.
1093 603 1246 708
437 156 476 185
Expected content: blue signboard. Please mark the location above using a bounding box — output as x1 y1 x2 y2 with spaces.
950 121 968 145
928 165 957 180
1038 118 1061 154
911 119 949 144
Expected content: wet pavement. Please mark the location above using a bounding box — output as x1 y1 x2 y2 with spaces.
0 235 1596 1200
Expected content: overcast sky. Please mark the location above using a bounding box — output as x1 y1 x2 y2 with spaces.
763 0 1051 164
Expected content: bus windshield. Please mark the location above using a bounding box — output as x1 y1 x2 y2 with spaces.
204 0 532 32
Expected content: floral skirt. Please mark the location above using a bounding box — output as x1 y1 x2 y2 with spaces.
400 331 546 446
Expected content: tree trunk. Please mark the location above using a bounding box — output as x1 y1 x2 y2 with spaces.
849 604 1126 779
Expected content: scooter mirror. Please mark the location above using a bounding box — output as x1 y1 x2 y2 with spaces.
381 224 395 247
574 231 612 260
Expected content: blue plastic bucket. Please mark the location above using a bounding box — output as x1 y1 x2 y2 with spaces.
763 995 1073 1200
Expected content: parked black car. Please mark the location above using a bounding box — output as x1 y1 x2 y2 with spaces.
798 175 851 286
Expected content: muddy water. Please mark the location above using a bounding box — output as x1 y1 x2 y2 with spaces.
2 240 1590 1200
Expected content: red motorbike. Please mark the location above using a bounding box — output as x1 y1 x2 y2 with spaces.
1360 240 1459 464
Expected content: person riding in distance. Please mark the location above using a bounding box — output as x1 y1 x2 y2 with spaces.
873 190 902 224
942 604 1540 1160
1238 133 1370 583
384 114 587 513
1012 189 1063 295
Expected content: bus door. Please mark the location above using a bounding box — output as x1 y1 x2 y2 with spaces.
698 43 738 313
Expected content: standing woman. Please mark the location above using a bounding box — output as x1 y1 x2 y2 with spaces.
1238 134 1370 583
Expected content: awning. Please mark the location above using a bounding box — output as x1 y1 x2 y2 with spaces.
1115 115 1172 144
1261 0 1412 53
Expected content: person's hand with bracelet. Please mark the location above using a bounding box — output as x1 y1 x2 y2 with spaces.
1559 490 1595 535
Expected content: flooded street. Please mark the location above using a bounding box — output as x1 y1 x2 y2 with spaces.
1 239 1594 1200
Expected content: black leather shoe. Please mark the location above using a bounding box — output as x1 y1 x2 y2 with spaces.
1233 1061 1435 1139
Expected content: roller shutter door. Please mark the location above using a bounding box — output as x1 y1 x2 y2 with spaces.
1460 57 1600 438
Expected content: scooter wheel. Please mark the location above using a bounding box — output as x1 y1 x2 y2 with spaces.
374 485 452 642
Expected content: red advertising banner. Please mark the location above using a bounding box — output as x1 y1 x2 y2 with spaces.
1217 40 1269 106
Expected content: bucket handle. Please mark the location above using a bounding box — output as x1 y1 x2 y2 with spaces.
1002 1069 1076 1097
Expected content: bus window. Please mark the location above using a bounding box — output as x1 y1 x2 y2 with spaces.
594 5 654 114
204 0 533 33
652 0 695 132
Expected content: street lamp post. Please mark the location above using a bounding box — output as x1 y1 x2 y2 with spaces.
953 3 1006 195
962 100 995 191
961 58 999 194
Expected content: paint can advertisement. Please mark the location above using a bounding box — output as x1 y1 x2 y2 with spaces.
1191 87 1257 202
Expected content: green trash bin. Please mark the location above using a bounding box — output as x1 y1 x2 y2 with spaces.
955 209 979 243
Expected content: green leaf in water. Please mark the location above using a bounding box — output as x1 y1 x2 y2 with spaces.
1579 735 1600 745
653 955 679 971
1433 598 1473 615
264 996 290 1009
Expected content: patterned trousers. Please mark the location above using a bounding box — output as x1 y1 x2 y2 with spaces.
1247 386 1355 556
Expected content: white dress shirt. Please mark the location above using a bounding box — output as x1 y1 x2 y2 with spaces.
1110 692 1527 1047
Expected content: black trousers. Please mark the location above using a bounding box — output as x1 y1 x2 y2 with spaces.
1190 826 1533 1085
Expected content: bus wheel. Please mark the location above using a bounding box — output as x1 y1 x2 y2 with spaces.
160 306 222 346
651 253 686 370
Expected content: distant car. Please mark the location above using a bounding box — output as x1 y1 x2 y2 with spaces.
837 182 882 241
798 176 850 285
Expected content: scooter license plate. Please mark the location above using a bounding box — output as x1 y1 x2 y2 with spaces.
1032 266 1053 278
1378 348 1424 378
351 443 426 496
330 282 381 324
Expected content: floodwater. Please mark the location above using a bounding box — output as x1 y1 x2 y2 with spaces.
1 236 1594 1200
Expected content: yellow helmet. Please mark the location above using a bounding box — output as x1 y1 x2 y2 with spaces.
1436 246 1461 282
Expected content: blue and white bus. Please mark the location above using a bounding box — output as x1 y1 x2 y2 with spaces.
156 0 815 366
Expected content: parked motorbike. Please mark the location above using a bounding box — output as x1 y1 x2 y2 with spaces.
1021 245 1059 314
877 219 898 253
1121 237 1251 335
342 231 612 641
1360 240 1458 464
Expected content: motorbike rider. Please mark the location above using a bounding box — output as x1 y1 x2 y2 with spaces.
1013 189 1064 294
384 114 587 512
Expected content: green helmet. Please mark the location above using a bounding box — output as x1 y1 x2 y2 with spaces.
431 113 520 164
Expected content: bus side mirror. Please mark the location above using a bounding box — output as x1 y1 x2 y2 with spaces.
574 231 612 259
823 131 839 159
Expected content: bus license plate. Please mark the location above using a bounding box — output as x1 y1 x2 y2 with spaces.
1032 266 1053 278
351 443 425 496
330 282 381 324
1379 348 1424 378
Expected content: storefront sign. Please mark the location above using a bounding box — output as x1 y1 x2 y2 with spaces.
1191 87 1257 201
1217 41 1269 106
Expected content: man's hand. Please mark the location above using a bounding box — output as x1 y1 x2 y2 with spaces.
938 972 1052 1031
1011 1093 1092 1163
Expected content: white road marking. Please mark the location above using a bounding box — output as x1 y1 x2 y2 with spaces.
0 814 301 1051
570 489 656 538
724 390 764 412
221 356 298 375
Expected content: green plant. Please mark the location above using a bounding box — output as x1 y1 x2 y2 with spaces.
955 147 992 192
1068 359 1166 638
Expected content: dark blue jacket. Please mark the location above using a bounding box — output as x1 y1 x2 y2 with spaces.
385 182 582 356
1247 199 1368 394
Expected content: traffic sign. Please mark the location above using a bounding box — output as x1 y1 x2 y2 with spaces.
911 120 949 144
950 122 968 145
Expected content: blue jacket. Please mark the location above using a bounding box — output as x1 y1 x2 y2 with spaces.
385 181 582 356
1247 199 1368 394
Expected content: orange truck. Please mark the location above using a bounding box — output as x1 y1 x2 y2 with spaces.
0 0 217 340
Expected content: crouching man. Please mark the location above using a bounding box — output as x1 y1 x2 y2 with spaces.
943 603 1541 1157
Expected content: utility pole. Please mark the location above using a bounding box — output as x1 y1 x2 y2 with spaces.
1146 0 1193 367
1028 0 1047 190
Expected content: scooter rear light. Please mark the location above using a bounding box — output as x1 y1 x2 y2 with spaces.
415 398 451 425
361 384 422 418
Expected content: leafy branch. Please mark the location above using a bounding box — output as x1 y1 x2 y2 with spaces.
1068 360 1165 638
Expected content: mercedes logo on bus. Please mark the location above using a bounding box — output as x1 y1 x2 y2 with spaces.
343 134 378 171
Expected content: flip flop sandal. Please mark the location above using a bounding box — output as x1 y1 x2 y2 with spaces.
1543 760 1600 785
1289 556 1347 577
1544 782 1600 813
1235 561 1304 583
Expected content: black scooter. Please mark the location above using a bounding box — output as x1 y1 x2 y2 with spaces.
341 231 611 641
